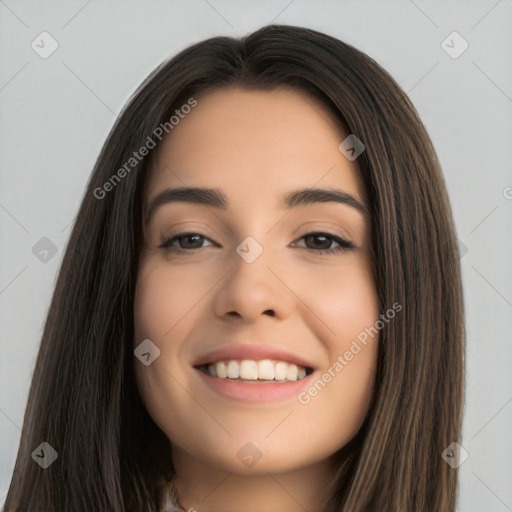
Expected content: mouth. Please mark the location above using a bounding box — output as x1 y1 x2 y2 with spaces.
191 344 317 401
194 359 314 383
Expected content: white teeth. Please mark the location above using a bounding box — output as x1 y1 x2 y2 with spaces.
274 361 288 381
239 360 258 380
216 361 227 378
226 360 239 379
257 359 274 380
286 363 298 381
204 359 309 382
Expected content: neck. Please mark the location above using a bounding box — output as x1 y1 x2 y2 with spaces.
170 449 337 512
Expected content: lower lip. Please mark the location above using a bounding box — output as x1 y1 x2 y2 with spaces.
195 368 314 403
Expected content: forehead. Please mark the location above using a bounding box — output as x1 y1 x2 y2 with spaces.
144 87 366 208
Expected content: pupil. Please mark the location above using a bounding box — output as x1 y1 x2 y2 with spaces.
308 234 329 249
183 235 201 248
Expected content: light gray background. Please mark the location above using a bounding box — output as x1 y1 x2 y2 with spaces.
1 1 511 510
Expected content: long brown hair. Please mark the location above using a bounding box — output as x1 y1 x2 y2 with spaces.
3 24 465 511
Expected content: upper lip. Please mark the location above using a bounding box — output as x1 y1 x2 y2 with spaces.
193 343 316 370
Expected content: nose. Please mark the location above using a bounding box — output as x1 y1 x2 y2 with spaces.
211 243 294 323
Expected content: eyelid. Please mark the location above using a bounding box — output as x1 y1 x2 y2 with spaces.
290 232 356 252
157 230 217 250
158 222 216 243
292 221 353 241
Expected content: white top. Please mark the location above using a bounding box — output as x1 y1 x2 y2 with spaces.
160 479 186 512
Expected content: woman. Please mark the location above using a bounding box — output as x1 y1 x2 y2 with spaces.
4 24 465 512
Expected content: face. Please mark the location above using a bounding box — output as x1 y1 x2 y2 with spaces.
133 87 379 476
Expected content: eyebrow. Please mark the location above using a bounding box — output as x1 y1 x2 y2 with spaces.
145 186 369 225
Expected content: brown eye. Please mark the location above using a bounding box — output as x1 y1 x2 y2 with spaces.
158 233 216 253
304 234 333 250
174 234 205 249
293 232 356 254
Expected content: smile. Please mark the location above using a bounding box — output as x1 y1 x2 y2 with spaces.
192 343 317 401
196 358 313 382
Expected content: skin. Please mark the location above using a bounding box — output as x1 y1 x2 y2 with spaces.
133 87 380 512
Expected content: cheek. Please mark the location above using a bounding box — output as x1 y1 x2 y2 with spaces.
293 260 379 433
296 258 379 341
132 260 207 436
133 259 210 342
133 272 173 342
132 261 193 405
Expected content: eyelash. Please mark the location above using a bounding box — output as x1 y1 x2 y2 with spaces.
158 231 356 255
